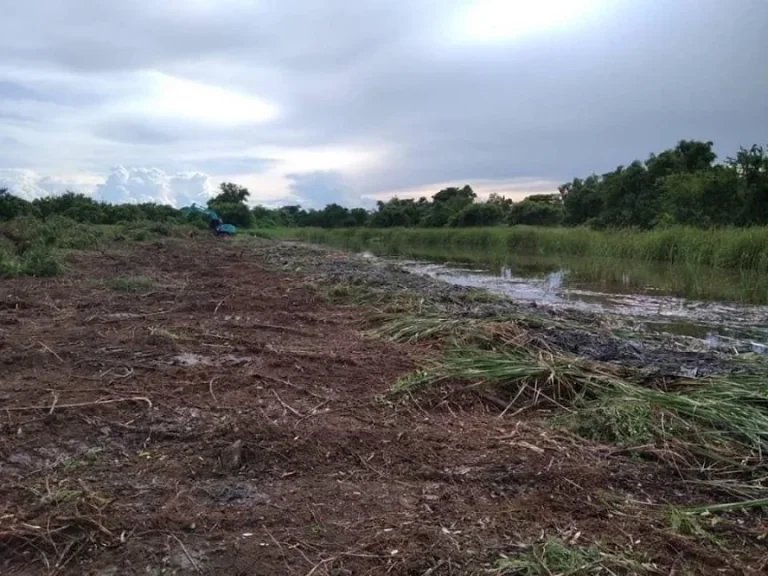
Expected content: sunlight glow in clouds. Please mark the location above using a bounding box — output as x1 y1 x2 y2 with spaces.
454 0 606 43
130 72 278 126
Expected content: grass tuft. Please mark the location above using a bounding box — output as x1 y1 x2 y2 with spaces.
109 276 155 292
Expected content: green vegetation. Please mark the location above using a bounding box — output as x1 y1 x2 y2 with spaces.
275 226 768 272
495 538 654 575
109 276 156 292
0 215 202 279
273 225 768 303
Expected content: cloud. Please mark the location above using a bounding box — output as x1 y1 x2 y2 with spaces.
286 171 362 209
0 169 98 200
0 166 215 208
0 0 766 205
94 167 214 207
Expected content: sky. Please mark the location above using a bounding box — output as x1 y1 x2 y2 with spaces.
0 0 766 208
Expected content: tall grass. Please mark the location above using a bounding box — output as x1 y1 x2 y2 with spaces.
280 226 768 273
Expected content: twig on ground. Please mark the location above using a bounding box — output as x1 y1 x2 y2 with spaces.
6 397 153 412
214 298 227 314
169 533 202 574
39 341 64 363
99 366 134 381
48 393 59 416
209 377 218 405
89 309 173 323
272 390 304 417
305 556 339 576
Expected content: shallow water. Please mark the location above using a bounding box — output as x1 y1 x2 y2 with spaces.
361 251 768 347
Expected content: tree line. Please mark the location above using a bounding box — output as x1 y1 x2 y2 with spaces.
2 140 767 229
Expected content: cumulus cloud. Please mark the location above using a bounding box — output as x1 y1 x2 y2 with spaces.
0 166 215 208
0 169 98 200
0 0 766 205
94 167 214 207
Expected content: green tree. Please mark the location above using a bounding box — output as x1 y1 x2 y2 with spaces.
560 176 604 226
508 198 564 226
212 182 250 205
433 185 476 210
451 202 503 227
0 189 37 221
730 145 768 225
659 168 741 227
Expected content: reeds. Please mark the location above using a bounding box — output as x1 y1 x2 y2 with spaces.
283 225 768 273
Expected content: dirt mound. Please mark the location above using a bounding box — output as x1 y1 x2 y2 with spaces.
1 239 765 575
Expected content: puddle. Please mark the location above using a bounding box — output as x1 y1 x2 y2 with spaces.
395 258 768 349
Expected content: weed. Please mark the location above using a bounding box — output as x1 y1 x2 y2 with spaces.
109 276 155 292
566 402 657 447
390 370 434 393
668 508 720 544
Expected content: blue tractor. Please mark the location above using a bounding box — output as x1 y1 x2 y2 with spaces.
181 204 237 236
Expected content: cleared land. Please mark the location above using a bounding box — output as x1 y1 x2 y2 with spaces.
1 238 767 575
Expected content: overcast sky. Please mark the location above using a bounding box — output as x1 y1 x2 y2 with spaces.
0 0 766 207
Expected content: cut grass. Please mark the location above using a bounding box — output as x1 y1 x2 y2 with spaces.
371 314 591 346
392 346 768 481
494 537 656 575
320 281 429 315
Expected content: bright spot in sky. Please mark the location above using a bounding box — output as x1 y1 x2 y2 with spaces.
454 0 606 44
135 72 278 125
253 145 387 173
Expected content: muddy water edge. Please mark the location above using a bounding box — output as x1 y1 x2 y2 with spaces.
262 241 768 378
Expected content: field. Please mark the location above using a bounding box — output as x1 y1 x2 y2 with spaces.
2 234 768 575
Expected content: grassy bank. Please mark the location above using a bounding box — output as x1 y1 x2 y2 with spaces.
274 226 768 272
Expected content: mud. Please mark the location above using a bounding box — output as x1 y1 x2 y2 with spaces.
259 242 755 379
1 238 766 575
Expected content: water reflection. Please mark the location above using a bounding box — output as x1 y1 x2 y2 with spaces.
346 242 768 345
397 257 768 346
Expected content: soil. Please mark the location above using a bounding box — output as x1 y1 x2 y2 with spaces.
1 238 766 575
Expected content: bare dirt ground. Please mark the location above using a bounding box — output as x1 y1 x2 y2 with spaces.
1 239 766 575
